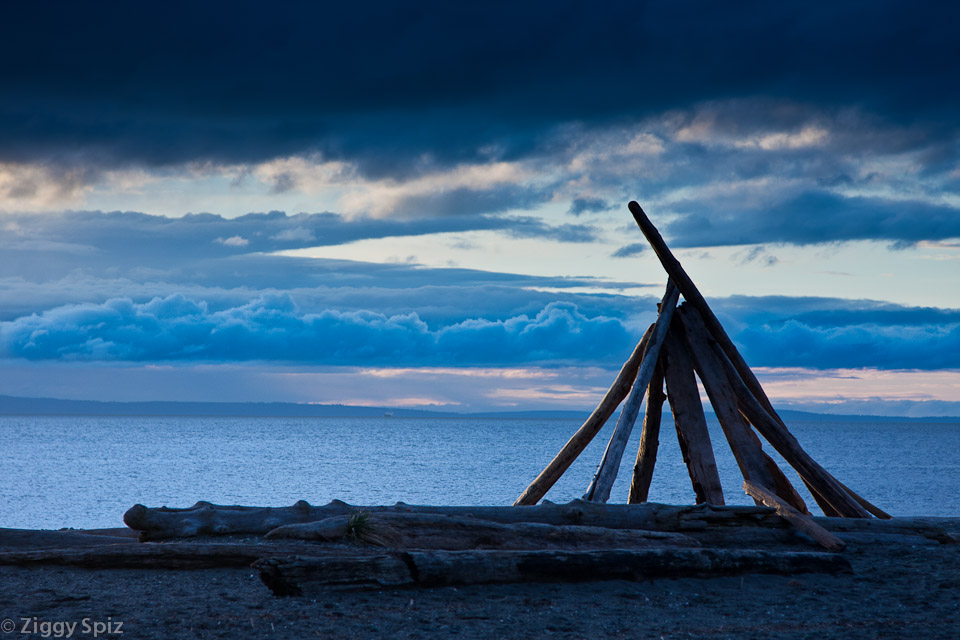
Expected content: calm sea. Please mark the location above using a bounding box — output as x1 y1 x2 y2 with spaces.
1 415 958 529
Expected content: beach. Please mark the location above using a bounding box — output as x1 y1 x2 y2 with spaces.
2 533 957 640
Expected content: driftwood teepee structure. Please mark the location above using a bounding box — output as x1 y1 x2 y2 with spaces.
515 202 891 534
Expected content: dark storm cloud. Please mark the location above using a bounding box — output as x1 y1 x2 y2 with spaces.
664 192 960 247
1 1 957 171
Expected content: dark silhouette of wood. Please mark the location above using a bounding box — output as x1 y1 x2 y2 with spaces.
585 281 679 503
125 499 786 540
628 359 666 504
255 547 852 595
266 512 699 550
514 324 655 506
627 201 870 518
674 308 779 500
659 328 725 505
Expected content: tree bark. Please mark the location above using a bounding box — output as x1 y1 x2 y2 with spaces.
255 547 852 595
628 359 666 503
265 512 699 550
744 481 845 551
513 324 655 506
627 201 870 518
585 280 679 503
660 327 725 505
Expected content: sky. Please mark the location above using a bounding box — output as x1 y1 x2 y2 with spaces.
1 1 959 416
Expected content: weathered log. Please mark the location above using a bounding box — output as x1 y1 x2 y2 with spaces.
627 201 870 518
660 327 725 505
585 280 680 503
125 499 785 540
679 306 811 514
0 541 340 569
674 308 778 497
744 481 845 551
266 512 699 550
255 547 852 595
628 358 666 504
761 449 811 515
514 324 655 506
686 306 872 518
0 527 138 550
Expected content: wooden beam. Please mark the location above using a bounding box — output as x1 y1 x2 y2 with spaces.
660 327 724 505
628 201 872 518
513 324 655 505
683 306 871 518
584 281 680 502
628 358 666 503
744 481 846 552
674 307 777 496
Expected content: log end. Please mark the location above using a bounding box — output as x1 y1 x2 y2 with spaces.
122 504 148 531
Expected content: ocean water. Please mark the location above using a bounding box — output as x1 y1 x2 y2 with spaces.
1 415 958 529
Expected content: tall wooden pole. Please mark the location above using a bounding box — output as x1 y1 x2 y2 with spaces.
584 280 680 503
660 327 725 505
627 358 666 504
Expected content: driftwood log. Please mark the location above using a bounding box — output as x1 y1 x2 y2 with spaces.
585 280 679 503
264 512 698 550
660 327 725 505
513 324 654 506
124 500 959 547
124 499 784 540
0 541 340 569
744 481 846 551
254 547 852 595
628 358 666 504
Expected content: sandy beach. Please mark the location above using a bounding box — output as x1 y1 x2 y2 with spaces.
2 532 957 640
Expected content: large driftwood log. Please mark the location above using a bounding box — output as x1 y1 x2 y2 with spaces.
125 500 959 544
265 512 699 550
585 281 680 503
744 481 845 552
628 202 870 518
255 547 852 595
628 358 666 503
125 499 782 540
513 325 654 506
660 327 725 505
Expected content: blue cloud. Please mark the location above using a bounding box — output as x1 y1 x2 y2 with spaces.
0 295 637 367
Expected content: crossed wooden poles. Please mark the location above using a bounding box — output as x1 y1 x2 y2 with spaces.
516 202 890 529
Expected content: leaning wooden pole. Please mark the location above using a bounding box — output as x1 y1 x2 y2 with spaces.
628 201 872 518
627 357 666 504
681 304 870 518
513 324 655 506
673 308 780 502
661 327 725 505
584 280 680 503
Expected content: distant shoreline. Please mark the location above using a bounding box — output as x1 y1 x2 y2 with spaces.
1 394 957 422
